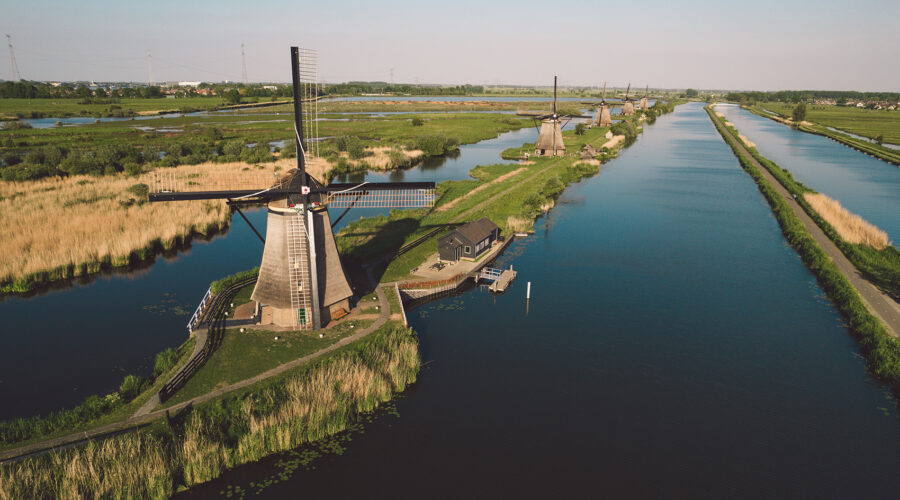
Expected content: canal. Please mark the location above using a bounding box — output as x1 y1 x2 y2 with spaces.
188 102 900 498
718 104 900 245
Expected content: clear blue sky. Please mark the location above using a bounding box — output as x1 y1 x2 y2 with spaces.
3 0 898 91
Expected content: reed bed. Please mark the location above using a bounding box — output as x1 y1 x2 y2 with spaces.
0 160 288 292
0 323 419 498
506 216 533 233
803 193 890 249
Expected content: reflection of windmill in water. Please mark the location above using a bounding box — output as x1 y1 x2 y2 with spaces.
584 82 612 127
621 83 636 116
150 47 435 330
517 76 589 157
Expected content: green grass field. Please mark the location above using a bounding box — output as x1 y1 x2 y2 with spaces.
758 102 900 144
164 319 374 406
0 97 225 118
2 111 530 154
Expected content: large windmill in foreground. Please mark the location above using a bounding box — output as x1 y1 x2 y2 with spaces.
150 47 435 330
517 76 589 157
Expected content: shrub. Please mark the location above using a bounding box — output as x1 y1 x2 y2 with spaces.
1 152 22 167
1 120 32 130
280 141 297 158
153 348 179 376
118 375 143 400
346 140 366 159
411 117 424 126
574 123 586 135
202 127 223 142
128 183 149 198
210 267 259 295
220 139 247 158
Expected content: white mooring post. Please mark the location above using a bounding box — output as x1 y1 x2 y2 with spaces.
526 281 531 299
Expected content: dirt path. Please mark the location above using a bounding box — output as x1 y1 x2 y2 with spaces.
437 167 526 212
710 112 900 337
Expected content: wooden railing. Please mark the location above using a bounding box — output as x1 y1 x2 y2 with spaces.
159 277 257 402
397 272 467 290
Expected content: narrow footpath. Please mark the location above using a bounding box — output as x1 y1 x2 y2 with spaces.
710 111 900 338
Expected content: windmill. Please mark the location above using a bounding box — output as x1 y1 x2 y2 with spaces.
149 47 436 330
583 82 612 127
639 85 649 110
621 83 636 116
517 76 590 157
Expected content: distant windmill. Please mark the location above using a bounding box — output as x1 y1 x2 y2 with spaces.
517 76 591 157
150 47 436 330
583 82 612 127
639 85 649 110
621 83 635 116
5 34 21 81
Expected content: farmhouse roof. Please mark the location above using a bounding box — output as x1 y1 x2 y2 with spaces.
456 217 499 243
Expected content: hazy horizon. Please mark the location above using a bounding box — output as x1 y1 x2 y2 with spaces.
3 0 898 92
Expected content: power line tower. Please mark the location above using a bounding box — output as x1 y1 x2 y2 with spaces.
6 34 21 81
147 49 153 87
241 43 248 84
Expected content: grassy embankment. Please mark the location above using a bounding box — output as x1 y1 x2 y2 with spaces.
706 105 900 396
712 106 900 297
163 318 375 406
0 322 419 498
746 103 900 165
0 112 529 295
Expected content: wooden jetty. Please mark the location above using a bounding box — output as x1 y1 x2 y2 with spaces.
488 266 517 293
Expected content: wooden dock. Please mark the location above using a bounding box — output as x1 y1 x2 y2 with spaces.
488 268 517 293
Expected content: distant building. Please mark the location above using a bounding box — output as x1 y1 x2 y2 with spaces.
263 85 278 91
178 81 202 88
438 217 500 262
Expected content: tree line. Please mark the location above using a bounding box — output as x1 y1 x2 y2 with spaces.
726 90 900 105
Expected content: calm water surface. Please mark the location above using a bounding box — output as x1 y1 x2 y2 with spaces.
188 103 900 498
718 104 900 245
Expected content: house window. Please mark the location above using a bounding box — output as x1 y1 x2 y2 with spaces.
464 245 471 254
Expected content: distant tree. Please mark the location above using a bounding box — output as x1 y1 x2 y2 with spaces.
792 102 807 122
685 88 699 97
875 134 884 145
411 117 424 126
574 123 586 135
224 89 242 105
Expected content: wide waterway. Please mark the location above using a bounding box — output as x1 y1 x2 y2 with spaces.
189 102 900 498
718 103 900 245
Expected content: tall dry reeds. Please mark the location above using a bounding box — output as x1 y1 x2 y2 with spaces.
803 193 890 249
0 160 291 291
0 323 420 498
0 431 173 500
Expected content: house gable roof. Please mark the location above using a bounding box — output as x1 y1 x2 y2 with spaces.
455 217 499 244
